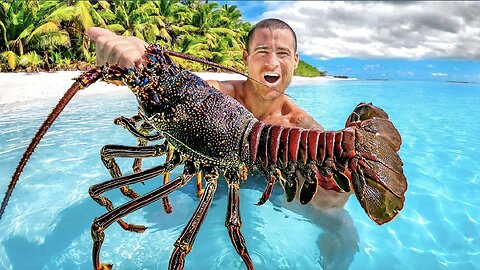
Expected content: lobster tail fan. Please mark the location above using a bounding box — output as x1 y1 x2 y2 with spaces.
346 102 402 151
345 102 389 125
346 103 407 225
351 168 404 225
0 70 103 220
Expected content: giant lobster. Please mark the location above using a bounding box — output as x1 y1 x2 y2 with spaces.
0 44 407 270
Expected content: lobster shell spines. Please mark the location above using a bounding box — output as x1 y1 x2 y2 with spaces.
122 45 258 167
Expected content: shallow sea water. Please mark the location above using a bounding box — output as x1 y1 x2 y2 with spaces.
0 78 479 270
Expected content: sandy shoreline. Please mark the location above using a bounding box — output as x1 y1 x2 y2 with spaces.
0 71 354 105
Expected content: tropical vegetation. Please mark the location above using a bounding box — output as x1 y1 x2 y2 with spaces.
294 60 326 77
0 0 325 76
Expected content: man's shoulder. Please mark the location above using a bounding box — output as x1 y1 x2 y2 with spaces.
205 79 221 91
206 79 244 97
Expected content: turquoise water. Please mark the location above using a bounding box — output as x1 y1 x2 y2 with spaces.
0 79 479 269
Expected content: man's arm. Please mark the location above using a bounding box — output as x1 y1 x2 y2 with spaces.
294 112 325 131
86 27 147 67
206 80 221 91
85 28 239 98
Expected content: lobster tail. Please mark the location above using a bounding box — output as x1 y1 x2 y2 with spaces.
345 103 407 224
247 103 407 225
248 123 352 206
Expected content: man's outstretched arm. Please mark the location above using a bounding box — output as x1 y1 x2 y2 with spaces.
86 27 147 67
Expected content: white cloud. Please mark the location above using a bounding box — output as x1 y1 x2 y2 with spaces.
431 72 448 76
254 1 480 59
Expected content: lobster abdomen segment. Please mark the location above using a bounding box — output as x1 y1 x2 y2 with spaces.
248 123 348 194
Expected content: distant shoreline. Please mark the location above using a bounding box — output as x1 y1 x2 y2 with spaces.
0 71 356 105
445 80 480 85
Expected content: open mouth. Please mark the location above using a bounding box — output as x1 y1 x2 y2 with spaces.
264 73 280 84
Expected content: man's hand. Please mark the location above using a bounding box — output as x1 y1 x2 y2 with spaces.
86 27 148 68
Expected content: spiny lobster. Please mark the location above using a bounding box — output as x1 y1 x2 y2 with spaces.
0 44 407 270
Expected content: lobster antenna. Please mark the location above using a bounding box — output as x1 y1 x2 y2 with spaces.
0 72 102 220
167 50 295 100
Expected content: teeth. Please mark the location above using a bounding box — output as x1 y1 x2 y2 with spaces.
264 73 280 84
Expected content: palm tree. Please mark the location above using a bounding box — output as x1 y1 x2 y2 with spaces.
218 4 242 29
184 2 234 57
104 1 168 44
153 0 190 46
0 0 256 73
219 4 249 49
0 0 70 70
56 0 108 62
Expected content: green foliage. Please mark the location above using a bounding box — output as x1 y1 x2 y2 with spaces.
1 51 18 70
0 0 323 76
294 60 326 77
18 51 43 71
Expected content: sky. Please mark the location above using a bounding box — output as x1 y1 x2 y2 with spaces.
218 1 480 82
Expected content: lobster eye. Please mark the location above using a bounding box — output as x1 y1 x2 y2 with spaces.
136 91 158 115
138 100 153 118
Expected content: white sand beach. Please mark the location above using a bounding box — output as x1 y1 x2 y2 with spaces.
0 71 353 105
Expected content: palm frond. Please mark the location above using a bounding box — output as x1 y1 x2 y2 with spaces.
29 22 60 37
31 31 71 49
97 1 111 10
45 5 75 23
1 50 18 70
210 27 235 36
76 1 94 30
107 24 126 34
16 24 35 41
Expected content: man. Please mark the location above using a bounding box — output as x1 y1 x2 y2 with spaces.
87 18 351 210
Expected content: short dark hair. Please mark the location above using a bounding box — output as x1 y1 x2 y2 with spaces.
246 18 297 53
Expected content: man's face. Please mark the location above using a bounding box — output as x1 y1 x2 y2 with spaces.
244 28 299 101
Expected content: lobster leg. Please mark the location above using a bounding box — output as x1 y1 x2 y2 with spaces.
91 151 182 197
225 168 254 270
196 171 204 198
90 151 182 233
91 160 197 270
101 142 171 215
132 138 149 173
161 143 175 213
114 114 163 142
114 115 176 214
100 141 168 185
114 115 163 173
165 143 205 201
169 165 219 270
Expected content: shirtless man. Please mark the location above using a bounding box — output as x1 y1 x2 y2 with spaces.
87 18 351 210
